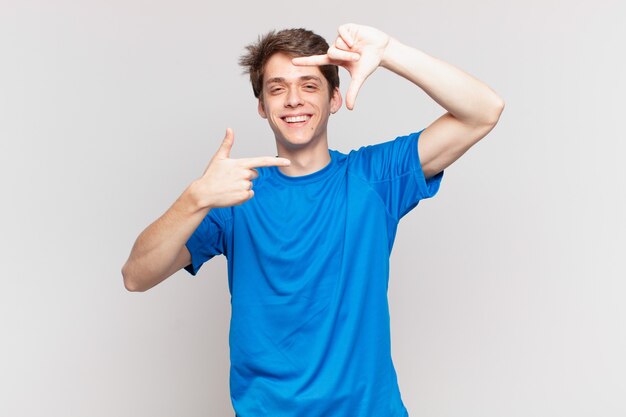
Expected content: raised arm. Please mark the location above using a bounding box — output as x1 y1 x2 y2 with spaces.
293 23 505 178
121 129 291 292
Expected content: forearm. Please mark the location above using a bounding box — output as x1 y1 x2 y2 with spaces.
121 127 286 292
121 182 209 291
381 38 504 125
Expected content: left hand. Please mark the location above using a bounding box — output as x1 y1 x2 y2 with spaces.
292 23 390 110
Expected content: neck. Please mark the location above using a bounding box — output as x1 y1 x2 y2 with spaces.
276 138 331 177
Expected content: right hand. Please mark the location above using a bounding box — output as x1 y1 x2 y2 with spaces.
192 128 291 209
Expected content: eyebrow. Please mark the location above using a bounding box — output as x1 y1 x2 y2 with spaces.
265 75 323 85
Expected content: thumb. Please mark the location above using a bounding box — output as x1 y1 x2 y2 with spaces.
345 78 364 110
215 128 234 158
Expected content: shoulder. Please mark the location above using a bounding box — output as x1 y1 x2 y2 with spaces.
349 131 419 155
342 131 422 181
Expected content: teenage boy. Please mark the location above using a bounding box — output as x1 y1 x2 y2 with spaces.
122 23 504 417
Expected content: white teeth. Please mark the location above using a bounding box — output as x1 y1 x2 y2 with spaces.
284 115 310 123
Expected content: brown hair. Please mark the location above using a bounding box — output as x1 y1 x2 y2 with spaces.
239 28 340 99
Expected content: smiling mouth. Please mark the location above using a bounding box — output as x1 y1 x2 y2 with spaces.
282 115 311 124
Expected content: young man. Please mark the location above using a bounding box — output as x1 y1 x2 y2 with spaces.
122 23 504 417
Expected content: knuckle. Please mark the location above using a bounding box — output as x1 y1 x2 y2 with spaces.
245 169 258 180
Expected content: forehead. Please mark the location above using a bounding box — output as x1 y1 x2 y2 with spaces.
263 52 326 84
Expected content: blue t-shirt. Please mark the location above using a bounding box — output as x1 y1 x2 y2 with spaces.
185 129 443 417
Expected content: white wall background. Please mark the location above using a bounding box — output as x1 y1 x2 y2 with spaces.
1 0 624 416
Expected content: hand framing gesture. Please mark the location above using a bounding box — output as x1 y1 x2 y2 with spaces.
292 23 390 110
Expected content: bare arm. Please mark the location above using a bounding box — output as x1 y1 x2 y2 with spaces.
121 128 291 292
381 38 504 178
293 24 504 178
121 186 207 292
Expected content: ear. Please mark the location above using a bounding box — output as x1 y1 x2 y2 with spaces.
330 87 342 114
258 98 267 119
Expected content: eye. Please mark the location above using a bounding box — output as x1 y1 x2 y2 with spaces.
270 87 284 94
304 84 318 91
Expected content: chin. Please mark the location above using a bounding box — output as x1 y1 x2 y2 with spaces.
278 137 313 150
273 129 315 147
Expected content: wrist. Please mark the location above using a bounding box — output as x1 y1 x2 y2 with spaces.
181 180 214 213
380 37 402 70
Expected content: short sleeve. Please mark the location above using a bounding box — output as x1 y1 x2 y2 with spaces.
347 129 444 221
184 209 228 276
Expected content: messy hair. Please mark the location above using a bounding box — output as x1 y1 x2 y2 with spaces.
239 28 340 99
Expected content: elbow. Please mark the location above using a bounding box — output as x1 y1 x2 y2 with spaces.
496 97 505 115
487 97 505 126
468 98 505 129
121 264 145 292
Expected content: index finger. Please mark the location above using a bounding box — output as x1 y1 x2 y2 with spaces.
292 54 331 66
238 156 291 168
326 46 360 62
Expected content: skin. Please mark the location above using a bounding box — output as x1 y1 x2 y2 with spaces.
121 22 505 292
293 23 505 178
257 52 342 177
120 128 291 292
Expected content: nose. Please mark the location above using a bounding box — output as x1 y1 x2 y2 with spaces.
284 87 304 108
